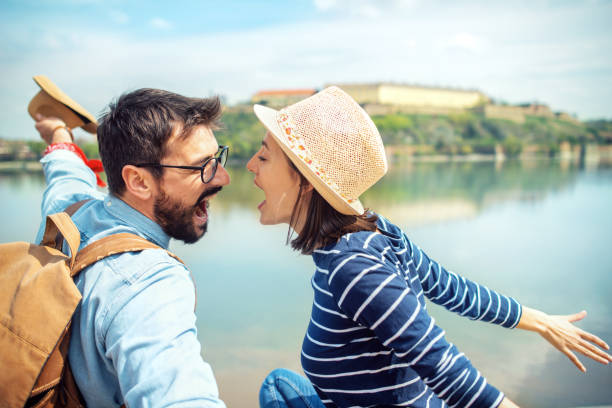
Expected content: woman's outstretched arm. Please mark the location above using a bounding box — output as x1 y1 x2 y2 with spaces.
402 230 612 372
517 306 612 372
405 234 522 328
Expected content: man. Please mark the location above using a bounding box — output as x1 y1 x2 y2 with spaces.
34 88 230 407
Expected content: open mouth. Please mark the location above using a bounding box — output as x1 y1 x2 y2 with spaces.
194 199 208 223
253 180 266 210
192 186 223 224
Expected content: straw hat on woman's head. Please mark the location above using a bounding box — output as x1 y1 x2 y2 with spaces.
254 86 388 216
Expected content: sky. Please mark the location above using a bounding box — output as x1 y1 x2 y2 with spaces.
1 0 611 140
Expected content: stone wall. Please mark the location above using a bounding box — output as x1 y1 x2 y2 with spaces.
363 103 467 116
251 90 316 108
331 83 487 110
378 84 486 109
483 105 526 123
333 84 380 104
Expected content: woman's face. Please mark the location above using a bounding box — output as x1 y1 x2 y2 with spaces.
246 132 304 226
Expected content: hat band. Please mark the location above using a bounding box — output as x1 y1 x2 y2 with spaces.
277 110 355 204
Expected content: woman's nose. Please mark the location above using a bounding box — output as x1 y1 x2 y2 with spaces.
246 155 257 173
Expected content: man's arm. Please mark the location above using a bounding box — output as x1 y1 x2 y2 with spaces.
34 116 104 243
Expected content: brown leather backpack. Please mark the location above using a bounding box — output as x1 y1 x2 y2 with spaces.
0 206 183 407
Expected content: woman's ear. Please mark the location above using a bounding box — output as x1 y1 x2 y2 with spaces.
301 181 314 193
121 165 156 201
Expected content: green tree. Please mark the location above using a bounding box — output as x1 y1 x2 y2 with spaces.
502 135 523 158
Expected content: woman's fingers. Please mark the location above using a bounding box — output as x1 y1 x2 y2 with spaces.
537 309 611 371
577 337 612 363
566 310 587 323
579 329 610 351
573 342 611 365
563 348 586 372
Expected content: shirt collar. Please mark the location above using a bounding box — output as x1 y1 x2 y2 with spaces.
103 195 170 249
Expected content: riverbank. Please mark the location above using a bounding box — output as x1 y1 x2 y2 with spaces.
2 145 612 175
0 161 42 174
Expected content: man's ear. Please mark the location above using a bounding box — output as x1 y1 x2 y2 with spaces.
122 165 157 200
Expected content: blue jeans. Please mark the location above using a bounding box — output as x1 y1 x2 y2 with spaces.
259 368 327 408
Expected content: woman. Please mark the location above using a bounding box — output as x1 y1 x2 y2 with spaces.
246 87 610 408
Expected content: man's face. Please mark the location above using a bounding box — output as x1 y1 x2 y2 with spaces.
153 124 230 244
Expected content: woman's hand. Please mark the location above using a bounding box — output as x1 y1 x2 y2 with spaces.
517 306 612 372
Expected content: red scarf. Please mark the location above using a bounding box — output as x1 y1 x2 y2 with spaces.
44 143 106 187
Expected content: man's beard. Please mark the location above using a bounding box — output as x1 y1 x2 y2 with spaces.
153 185 223 244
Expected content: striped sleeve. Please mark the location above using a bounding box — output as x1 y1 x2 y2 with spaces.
327 251 503 407
409 241 522 328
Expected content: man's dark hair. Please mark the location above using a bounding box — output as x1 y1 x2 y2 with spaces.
287 162 378 254
97 88 222 195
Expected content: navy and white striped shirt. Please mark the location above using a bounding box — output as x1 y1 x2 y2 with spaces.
301 215 522 408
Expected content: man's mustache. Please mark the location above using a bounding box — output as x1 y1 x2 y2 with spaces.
195 186 223 206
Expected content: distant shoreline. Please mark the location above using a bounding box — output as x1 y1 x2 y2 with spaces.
0 161 43 174
2 150 610 176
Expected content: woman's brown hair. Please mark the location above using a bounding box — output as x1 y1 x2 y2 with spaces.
287 162 378 254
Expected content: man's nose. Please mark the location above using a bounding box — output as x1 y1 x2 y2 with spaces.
212 164 231 186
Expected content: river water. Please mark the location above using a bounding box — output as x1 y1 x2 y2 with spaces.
1 159 611 407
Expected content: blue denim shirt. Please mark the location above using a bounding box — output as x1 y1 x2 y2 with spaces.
36 150 225 408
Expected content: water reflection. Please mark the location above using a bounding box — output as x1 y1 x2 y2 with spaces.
1 159 610 407
363 160 581 226
218 159 584 225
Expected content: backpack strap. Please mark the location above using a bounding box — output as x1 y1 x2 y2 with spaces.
71 232 185 277
52 200 184 276
39 200 89 270
64 200 89 217
41 212 81 270
70 232 195 308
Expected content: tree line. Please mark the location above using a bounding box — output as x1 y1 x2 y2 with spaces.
2 112 611 162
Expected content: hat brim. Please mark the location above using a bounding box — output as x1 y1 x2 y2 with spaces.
28 75 98 134
253 104 364 216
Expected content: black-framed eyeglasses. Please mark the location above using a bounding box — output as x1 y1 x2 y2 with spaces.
134 145 229 184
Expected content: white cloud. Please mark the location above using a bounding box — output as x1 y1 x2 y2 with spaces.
150 17 172 30
313 0 337 11
1 1 611 139
313 0 421 17
109 10 129 24
446 33 487 53
41 33 63 49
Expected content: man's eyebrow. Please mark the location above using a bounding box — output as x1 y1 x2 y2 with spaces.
261 140 269 149
189 156 212 166
189 149 217 166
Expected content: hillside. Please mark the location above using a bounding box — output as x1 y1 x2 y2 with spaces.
2 112 611 163
216 110 612 160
